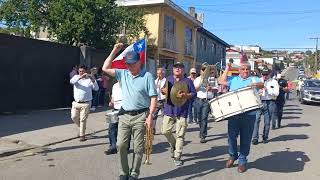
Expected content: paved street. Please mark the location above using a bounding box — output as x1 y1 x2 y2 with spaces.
1 95 319 180
1 67 319 180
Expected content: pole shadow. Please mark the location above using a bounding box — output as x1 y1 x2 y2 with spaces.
282 123 311 128
282 112 302 115
281 116 300 119
269 134 308 142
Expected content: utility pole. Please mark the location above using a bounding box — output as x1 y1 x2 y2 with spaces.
310 37 319 73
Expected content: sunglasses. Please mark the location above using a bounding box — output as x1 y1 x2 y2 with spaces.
241 68 249 71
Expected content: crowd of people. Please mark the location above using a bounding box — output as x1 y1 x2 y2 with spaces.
69 43 291 179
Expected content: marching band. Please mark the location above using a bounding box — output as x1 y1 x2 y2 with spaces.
92 42 288 179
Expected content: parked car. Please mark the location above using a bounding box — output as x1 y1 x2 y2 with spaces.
299 80 320 104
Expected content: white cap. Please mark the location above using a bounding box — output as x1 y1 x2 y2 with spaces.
190 68 196 73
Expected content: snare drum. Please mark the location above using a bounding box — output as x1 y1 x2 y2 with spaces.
209 87 262 122
106 110 119 124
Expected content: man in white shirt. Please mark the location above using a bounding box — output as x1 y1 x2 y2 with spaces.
193 63 218 143
70 65 99 141
105 81 122 155
152 67 166 134
252 68 279 145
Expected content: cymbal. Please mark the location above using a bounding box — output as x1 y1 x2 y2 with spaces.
170 81 188 107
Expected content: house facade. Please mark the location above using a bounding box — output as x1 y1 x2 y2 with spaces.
117 0 203 75
196 27 229 71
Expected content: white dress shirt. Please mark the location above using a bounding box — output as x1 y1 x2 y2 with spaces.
70 75 99 102
194 76 218 99
260 77 280 100
155 77 166 101
112 82 122 110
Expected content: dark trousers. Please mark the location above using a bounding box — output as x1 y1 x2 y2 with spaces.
194 98 210 139
273 101 285 128
108 122 118 150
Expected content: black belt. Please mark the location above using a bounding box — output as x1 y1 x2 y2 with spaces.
197 98 211 101
77 101 90 103
123 108 149 116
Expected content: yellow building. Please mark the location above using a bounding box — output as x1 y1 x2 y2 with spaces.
117 0 203 75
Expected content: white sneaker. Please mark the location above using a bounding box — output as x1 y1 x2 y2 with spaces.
90 107 96 111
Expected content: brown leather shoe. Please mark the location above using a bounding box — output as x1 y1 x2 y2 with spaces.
79 136 86 142
226 159 235 168
238 164 246 173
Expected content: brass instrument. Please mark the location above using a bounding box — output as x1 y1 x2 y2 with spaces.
199 64 218 88
144 125 154 165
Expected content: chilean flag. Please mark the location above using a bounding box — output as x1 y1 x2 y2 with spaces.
111 38 146 69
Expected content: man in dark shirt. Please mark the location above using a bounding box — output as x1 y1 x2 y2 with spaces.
273 74 289 129
161 62 196 166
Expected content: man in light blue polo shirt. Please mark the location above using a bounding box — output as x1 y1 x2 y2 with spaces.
102 43 157 180
219 62 263 173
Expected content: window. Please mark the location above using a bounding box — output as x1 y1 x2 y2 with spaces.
200 36 206 51
184 27 193 55
163 15 176 50
211 43 215 55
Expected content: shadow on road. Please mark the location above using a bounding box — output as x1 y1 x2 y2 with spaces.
0 109 72 137
143 146 228 180
282 112 302 115
152 141 192 154
284 105 299 107
282 116 300 119
42 142 107 154
269 134 308 142
283 123 311 128
186 127 212 133
250 149 310 173
283 108 302 111
205 133 228 142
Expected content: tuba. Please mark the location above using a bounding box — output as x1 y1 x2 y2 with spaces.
199 64 217 88
144 125 154 165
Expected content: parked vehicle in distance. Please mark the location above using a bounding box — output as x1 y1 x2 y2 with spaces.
299 80 320 104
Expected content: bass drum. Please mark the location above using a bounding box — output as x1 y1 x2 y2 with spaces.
209 87 262 122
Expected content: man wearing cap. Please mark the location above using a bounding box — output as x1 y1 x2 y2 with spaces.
252 67 279 145
102 43 157 180
161 62 196 166
193 62 218 143
219 62 264 173
187 68 197 124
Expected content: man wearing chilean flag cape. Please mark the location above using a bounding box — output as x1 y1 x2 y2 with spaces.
102 39 157 180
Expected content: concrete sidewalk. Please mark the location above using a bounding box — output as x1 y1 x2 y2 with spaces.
0 107 108 157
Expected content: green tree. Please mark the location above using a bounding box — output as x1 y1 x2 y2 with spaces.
0 0 147 49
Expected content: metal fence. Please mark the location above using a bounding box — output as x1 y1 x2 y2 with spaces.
0 33 80 113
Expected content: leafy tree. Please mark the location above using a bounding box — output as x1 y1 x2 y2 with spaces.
0 0 147 49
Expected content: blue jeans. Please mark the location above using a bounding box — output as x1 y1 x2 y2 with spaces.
228 112 256 165
253 100 275 140
108 122 118 150
188 99 195 123
194 98 210 139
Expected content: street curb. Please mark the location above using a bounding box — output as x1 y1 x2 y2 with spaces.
0 128 107 158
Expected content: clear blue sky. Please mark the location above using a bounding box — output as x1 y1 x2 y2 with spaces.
173 0 320 51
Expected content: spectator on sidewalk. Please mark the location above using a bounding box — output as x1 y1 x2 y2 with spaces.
69 65 78 79
90 67 100 111
70 65 99 141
